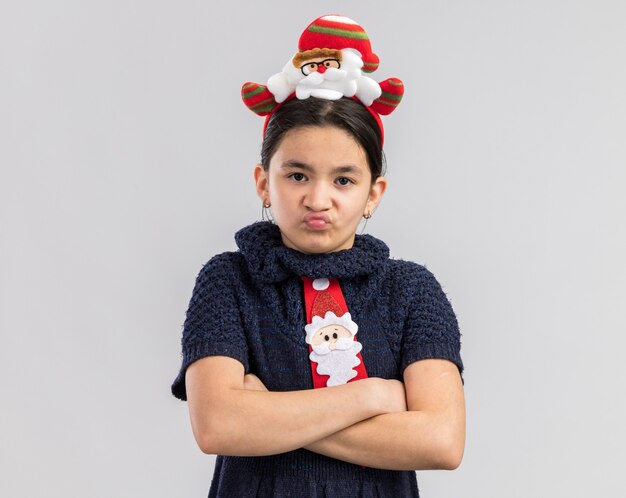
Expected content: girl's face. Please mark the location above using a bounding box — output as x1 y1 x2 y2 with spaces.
254 126 387 254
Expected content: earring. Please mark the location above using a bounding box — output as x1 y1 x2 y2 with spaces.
261 201 274 223
359 211 372 235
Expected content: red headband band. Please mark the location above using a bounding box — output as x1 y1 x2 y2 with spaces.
261 95 386 147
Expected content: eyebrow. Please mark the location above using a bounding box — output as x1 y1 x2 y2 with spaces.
281 160 364 176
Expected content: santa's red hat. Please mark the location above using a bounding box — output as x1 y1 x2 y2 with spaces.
310 278 344 319
298 15 380 73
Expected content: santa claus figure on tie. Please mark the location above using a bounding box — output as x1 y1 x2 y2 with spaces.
305 310 362 387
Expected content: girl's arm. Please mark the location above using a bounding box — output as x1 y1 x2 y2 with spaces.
245 358 465 470
184 355 407 456
304 359 465 470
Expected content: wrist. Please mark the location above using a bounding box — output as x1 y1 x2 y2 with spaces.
357 377 387 417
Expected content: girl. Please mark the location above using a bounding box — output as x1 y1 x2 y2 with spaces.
172 15 464 498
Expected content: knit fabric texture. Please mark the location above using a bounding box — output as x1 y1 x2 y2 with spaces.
171 221 463 498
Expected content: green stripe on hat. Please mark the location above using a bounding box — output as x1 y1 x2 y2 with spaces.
380 90 403 101
376 97 400 107
252 104 276 115
307 25 369 41
251 96 276 110
242 85 266 99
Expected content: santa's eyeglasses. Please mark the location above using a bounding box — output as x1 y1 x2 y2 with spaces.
300 59 341 76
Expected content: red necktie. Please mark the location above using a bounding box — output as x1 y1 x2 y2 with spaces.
301 277 368 388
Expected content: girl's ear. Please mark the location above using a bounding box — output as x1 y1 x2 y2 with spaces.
365 176 387 216
254 164 270 203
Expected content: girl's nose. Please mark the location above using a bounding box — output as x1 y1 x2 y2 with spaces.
304 183 332 211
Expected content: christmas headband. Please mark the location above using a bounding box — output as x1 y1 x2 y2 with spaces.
241 14 404 146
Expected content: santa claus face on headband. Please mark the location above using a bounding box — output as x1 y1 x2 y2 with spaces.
267 48 381 106
294 48 342 76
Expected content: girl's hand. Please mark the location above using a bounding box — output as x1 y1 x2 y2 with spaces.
243 373 269 391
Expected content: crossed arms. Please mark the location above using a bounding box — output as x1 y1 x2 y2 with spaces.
185 355 465 471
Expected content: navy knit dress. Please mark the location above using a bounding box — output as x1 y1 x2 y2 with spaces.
171 221 463 498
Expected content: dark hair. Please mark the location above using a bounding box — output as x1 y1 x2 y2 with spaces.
260 97 386 181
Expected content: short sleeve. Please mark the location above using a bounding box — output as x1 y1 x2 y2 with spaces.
399 264 464 378
170 253 250 401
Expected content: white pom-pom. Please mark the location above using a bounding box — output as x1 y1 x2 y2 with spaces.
312 278 330 290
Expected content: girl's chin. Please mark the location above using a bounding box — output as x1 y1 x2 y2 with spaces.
280 229 355 254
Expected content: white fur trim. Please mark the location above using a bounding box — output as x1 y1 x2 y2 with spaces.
321 15 358 25
267 71 292 103
355 76 382 107
341 49 364 68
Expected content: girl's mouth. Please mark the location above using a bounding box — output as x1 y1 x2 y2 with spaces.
303 213 331 230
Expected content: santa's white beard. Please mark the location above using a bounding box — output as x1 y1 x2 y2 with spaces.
310 340 363 387
267 49 382 106
295 67 357 101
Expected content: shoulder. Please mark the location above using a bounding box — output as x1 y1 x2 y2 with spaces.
187 251 253 302
387 258 431 279
388 259 464 375
383 259 458 323
195 251 247 284
386 259 444 295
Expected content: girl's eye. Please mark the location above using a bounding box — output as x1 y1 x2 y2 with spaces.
336 177 353 186
289 173 307 182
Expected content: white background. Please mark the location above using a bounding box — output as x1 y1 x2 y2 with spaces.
1 1 625 496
